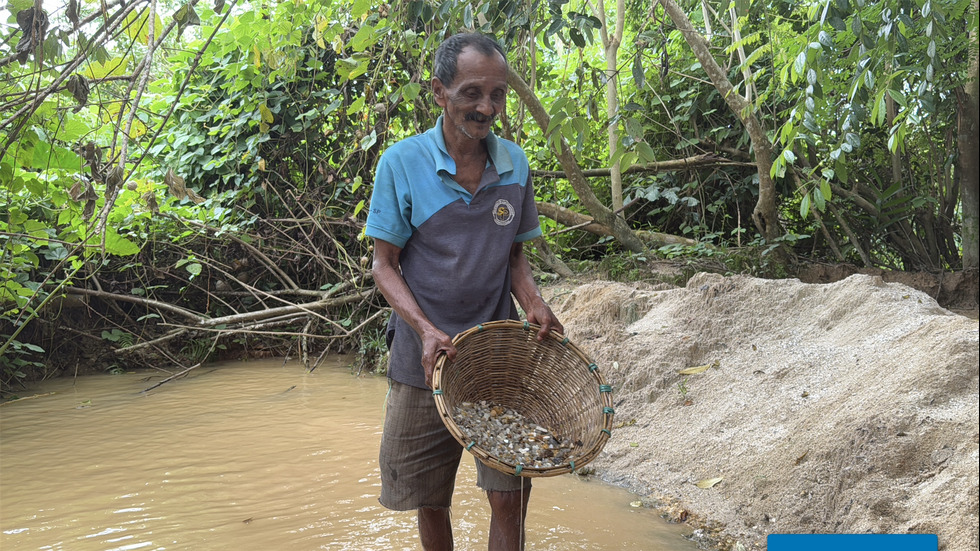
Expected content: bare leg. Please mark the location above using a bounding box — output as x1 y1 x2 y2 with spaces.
418 506 453 551
486 488 531 551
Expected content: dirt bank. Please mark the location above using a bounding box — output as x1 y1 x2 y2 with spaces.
547 273 979 551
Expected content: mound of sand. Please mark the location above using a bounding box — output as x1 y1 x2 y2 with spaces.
548 273 979 550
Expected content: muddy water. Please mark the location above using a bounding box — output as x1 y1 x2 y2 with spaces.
1 358 695 550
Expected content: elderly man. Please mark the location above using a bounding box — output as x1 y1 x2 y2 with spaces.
364 32 563 551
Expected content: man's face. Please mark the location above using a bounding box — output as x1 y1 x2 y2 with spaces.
433 46 508 144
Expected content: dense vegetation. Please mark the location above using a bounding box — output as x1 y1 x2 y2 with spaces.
2 0 977 394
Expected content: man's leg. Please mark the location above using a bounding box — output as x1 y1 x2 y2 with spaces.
418 506 453 551
378 381 463 548
486 488 531 551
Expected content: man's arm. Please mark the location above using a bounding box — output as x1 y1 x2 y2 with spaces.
372 238 456 388
509 241 563 340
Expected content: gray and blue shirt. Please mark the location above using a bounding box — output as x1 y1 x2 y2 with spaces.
365 116 542 389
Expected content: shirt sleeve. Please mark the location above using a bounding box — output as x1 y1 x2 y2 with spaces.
365 150 413 248
515 166 543 243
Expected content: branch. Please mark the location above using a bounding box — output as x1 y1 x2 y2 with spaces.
507 67 648 253
535 201 700 247
531 154 746 179
64 287 205 321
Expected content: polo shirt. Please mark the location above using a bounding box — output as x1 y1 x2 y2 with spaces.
365 116 542 389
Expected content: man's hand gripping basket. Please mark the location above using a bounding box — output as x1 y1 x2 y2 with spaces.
432 319 614 477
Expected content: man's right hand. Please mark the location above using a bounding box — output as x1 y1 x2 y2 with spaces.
421 327 456 389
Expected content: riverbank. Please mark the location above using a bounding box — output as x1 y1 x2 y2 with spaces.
546 273 979 551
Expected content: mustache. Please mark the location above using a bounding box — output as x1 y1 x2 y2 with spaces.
465 112 496 123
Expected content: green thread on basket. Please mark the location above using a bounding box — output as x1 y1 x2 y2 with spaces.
466 441 476 451
561 336 569 345
588 363 599 372
569 461 575 473
477 324 484 331
514 464 523 475
601 429 612 436
432 389 443 395
599 384 612 393
603 406 615 415
523 321 530 330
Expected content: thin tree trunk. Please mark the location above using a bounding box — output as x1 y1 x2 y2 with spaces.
656 0 783 243
592 0 626 215
507 67 648 253
958 0 980 269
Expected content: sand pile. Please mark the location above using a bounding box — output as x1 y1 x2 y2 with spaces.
549 273 979 550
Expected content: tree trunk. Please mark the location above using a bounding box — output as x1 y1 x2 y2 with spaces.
656 0 783 243
593 0 626 215
507 67 648 253
957 0 980 269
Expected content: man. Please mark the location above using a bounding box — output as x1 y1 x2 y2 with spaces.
364 33 563 551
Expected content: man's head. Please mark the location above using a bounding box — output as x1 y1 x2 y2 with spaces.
432 33 507 88
432 33 508 143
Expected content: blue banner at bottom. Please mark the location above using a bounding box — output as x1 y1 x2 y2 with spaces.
768 534 938 551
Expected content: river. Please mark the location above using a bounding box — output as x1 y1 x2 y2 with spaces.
0 357 696 550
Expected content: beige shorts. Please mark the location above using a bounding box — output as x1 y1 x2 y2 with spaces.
378 379 529 510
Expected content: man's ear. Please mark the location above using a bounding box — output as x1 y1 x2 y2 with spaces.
432 77 447 108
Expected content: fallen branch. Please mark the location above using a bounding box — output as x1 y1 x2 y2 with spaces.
196 288 374 328
64 287 205 322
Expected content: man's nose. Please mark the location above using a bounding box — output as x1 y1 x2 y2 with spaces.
476 94 495 115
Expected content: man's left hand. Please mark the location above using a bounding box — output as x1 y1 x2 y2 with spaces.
526 300 563 341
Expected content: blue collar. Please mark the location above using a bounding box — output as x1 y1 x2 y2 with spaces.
431 115 514 176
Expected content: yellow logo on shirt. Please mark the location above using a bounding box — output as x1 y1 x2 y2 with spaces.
492 199 515 226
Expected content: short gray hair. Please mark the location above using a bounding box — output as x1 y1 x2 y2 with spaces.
432 33 507 87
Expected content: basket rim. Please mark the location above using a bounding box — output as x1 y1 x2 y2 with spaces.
432 319 614 477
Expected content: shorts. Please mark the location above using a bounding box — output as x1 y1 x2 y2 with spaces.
378 379 530 510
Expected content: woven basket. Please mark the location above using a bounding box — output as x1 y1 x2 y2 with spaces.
432 319 614 477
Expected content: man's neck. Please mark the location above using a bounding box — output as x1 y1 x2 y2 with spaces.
446 137 487 165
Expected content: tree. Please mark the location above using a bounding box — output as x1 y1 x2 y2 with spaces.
655 0 784 243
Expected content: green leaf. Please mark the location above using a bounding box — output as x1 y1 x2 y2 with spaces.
818 30 833 48
400 82 421 101
632 54 645 89
820 179 833 202
33 140 83 171
347 95 366 116
258 102 274 124
793 51 806 79
122 8 163 45
351 0 371 18
104 229 141 256
800 193 811 218
545 111 568 138
813 185 826 211
359 129 377 150
636 142 656 163
886 89 907 109
83 57 129 80
350 23 376 52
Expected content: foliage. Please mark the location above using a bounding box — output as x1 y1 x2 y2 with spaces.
1 0 977 393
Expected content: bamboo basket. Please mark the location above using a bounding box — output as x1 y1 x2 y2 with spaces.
432 319 614 477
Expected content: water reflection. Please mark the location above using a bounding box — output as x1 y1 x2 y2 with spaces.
1 358 694 550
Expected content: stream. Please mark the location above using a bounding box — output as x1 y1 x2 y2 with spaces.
0 357 697 550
